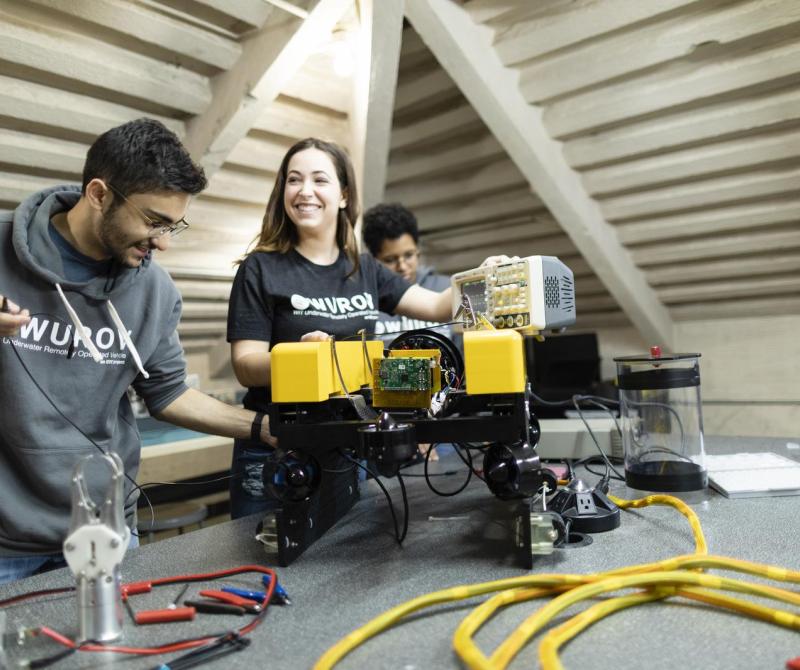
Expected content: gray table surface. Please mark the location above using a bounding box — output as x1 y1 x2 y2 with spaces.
1 436 798 669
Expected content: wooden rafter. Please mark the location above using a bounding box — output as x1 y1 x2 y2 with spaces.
184 0 353 176
356 0 405 210
405 0 675 348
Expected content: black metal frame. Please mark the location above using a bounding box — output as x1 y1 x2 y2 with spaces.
264 387 543 566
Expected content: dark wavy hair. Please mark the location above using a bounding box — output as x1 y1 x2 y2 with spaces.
362 203 419 256
245 138 360 276
82 118 206 199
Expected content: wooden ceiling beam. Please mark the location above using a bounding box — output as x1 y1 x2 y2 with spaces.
0 8 211 113
601 166 800 222
632 228 800 265
252 96 349 144
518 0 791 102
184 0 352 176
646 254 800 286
492 0 698 67
405 0 675 348
617 199 800 245
0 128 86 177
0 75 184 141
387 133 505 184
564 86 800 169
584 127 800 197
357 0 405 211
386 158 526 208
545 38 800 138
27 0 241 71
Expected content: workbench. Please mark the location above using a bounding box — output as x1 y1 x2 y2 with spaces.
1 436 798 669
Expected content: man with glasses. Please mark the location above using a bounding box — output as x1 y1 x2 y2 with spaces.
0 118 275 583
363 204 459 464
362 203 454 344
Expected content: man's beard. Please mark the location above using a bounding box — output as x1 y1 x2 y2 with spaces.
98 209 151 268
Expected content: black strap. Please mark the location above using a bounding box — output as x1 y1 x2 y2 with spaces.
251 412 265 443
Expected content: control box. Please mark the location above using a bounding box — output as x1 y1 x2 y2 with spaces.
451 256 575 332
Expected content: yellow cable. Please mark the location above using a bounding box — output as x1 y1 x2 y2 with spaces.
492 569 800 669
539 589 667 670
315 491 800 670
538 585 800 670
453 586 571 670
608 493 708 555
313 576 583 670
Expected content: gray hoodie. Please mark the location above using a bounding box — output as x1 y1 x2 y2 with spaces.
0 185 188 556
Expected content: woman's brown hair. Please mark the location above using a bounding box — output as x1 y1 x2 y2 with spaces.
241 138 360 276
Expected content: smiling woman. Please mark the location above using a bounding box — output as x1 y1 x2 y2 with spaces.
224 137 458 519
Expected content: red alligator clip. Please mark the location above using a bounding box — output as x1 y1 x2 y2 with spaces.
198 590 262 614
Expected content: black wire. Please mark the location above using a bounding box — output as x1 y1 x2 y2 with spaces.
27 643 83 669
5 339 155 536
453 443 486 482
582 462 624 482
321 465 357 474
529 389 626 486
0 587 75 608
131 473 237 493
338 451 408 545
570 395 625 483
530 391 620 408
398 471 460 478
396 472 410 543
423 444 472 497
455 442 491 451
127 473 242 537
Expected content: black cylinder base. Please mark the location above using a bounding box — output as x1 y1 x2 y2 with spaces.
625 460 707 492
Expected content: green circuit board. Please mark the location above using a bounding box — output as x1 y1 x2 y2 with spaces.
377 357 433 391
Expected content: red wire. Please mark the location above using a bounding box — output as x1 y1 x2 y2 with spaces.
32 565 277 657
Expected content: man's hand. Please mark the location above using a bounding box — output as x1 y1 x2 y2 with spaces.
0 295 31 336
259 413 278 448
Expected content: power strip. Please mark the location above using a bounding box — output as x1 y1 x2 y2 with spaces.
537 418 621 461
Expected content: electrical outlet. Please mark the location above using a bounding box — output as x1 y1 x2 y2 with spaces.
576 492 597 516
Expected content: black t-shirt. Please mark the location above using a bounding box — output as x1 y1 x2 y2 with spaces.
227 249 411 411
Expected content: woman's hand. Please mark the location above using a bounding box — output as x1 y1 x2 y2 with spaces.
300 330 331 342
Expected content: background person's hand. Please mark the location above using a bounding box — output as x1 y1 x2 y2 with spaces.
480 255 520 267
0 295 31 336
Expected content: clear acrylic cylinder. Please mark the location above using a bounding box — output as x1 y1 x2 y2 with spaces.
614 352 707 492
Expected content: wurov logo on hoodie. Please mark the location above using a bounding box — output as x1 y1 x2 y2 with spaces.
4 313 134 364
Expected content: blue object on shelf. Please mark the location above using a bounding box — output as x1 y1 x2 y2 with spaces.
137 416 210 447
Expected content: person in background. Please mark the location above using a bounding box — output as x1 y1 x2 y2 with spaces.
227 138 509 518
0 119 275 584
363 203 462 462
362 203 454 345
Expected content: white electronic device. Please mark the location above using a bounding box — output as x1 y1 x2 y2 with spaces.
536 418 621 460
451 255 575 332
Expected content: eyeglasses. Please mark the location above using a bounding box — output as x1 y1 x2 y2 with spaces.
379 249 419 267
107 183 190 238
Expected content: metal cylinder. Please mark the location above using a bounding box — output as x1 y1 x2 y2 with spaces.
77 570 124 643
